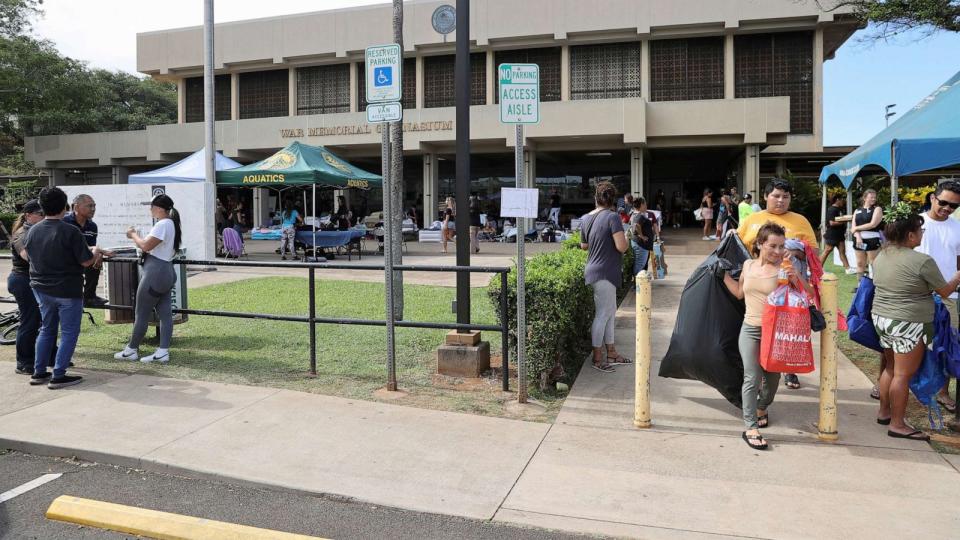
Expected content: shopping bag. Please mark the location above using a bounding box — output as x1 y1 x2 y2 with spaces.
759 285 815 373
846 276 882 352
693 208 703 221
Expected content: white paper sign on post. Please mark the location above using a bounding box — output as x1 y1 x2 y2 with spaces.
500 188 539 218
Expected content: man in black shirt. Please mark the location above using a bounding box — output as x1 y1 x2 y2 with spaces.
23 187 104 389
819 194 854 273
64 194 107 306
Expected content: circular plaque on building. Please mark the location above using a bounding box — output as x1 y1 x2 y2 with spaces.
431 5 456 35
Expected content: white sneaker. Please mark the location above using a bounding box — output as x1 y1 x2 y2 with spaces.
141 351 170 364
702 236 710 240
708 235 717 240
114 348 138 361
845 268 858 275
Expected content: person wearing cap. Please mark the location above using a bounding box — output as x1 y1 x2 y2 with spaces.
8 199 56 374
24 187 107 389
738 193 756 223
64 194 108 307
114 194 182 364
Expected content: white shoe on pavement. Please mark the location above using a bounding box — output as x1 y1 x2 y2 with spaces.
141 350 170 364
113 348 138 361
845 267 858 275
702 236 710 240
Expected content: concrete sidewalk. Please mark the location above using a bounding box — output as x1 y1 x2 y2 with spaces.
3 254 959 539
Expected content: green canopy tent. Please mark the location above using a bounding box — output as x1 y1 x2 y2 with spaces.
217 141 382 239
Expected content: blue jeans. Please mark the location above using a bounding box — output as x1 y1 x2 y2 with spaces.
631 241 650 276
8 273 55 371
33 290 83 378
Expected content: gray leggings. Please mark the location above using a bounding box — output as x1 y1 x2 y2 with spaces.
128 254 176 350
739 324 781 430
591 279 617 348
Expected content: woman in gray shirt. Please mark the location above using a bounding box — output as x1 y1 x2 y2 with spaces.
581 181 630 372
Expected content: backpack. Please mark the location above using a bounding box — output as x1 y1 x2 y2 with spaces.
222 227 244 259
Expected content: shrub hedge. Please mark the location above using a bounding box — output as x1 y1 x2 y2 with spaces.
487 230 635 390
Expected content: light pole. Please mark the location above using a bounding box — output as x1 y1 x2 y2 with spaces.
885 103 897 127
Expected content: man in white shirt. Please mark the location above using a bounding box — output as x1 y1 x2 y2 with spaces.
916 179 960 413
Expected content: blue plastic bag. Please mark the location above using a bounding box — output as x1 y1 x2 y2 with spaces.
846 277 882 352
909 296 951 429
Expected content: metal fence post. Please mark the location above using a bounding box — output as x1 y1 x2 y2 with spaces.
500 271 509 392
308 267 317 377
635 271 652 428
818 273 839 441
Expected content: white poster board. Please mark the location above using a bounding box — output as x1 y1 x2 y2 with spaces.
501 188 539 218
832 240 858 269
61 183 215 260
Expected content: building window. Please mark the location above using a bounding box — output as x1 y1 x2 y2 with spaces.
650 37 724 102
735 31 814 134
422 53 486 108
357 58 416 110
570 42 642 100
494 47 561 102
297 64 350 115
184 75 231 122
239 69 289 119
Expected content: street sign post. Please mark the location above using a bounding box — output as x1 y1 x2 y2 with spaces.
366 102 402 124
498 63 540 404
365 44 402 104
367 44 403 390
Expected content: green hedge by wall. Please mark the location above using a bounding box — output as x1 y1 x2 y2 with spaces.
488 231 634 390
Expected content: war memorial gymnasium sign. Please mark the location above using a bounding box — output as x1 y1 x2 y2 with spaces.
280 121 453 139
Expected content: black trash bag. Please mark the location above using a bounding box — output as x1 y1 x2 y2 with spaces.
659 234 751 408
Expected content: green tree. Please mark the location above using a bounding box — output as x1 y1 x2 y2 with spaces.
0 0 42 38
816 1 960 39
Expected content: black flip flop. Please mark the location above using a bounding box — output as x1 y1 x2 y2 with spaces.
887 430 930 441
742 431 768 450
757 414 770 428
876 417 891 425
936 397 957 414
784 374 801 390
870 386 880 400
591 361 615 373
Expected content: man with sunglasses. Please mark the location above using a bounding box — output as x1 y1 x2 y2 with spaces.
916 179 960 413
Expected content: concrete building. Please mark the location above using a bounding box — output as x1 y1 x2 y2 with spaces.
25 0 859 225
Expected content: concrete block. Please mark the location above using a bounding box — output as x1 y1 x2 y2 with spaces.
445 330 481 346
438 342 490 378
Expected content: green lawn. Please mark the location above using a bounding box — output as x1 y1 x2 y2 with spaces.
50 277 547 419
823 259 959 452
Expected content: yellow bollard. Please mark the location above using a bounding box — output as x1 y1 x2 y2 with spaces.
635 271 652 428
818 273 839 441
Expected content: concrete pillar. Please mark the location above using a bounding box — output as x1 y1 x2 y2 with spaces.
230 73 239 120
48 168 66 187
640 40 650 100
423 153 439 224
744 145 761 200
349 62 358 112
561 45 571 101
415 56 425 109
253 188 271 228
813 28 824 150
524 150 536 191
111 166 129 185
775 158 786 178
724 34 735 99
631 147 644 197
177 79 185 124
288 68 297 117
486 50 495 105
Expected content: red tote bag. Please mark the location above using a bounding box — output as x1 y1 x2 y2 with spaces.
759 285 815 374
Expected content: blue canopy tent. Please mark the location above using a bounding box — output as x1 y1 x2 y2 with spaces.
129 148 242 183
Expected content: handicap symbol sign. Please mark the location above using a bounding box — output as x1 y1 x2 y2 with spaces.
374 67 392 87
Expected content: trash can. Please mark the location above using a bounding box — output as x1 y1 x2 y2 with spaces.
104 248 138 324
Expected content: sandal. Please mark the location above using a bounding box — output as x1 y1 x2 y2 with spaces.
592 361 615 373
887 430 930 441
870 385 880 400
607 354 633 365
876 417 891 425
757 414 769 428
936 397 957 414
742 431 768 450
784 374 801 390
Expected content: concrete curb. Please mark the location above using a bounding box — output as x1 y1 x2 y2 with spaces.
46 495 325 539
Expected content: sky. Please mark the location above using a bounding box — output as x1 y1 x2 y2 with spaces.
28 0 960 147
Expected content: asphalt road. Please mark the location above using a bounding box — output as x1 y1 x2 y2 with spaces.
0 450 593 540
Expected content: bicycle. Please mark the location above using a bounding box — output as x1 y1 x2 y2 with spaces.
0 305 98 346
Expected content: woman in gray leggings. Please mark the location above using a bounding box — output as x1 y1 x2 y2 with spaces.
580 181 630 373
722 222 813 450
114 194 182 364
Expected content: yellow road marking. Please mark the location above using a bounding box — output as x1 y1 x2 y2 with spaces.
47 495 328 540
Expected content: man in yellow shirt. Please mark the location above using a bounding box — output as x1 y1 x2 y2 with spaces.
736 179 817 254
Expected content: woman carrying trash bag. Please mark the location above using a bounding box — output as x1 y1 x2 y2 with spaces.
871 203 960 441
581 181 630 373
721 222 813 450
113 194 182 364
